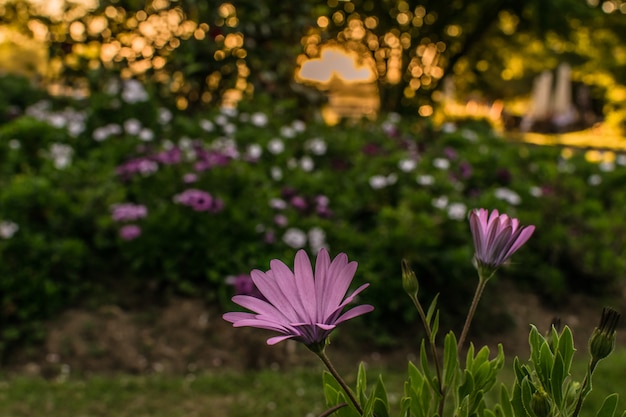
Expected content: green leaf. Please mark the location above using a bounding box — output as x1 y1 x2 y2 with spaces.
557 326 575 376
499 383 515 417
458 370 474 399
551 352 565 408
484 409 497 417
596 394 619 417
426 293 439 324
537 342 554 389
520 378 536 417
372 375 390 417
431 310 440 343
420 339 439 393
356 362 368 405
443 331 459 389
511 379 530 417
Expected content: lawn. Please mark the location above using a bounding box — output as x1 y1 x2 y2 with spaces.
1 348 624 417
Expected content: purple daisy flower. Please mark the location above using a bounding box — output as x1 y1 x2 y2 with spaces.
223 248 374 347
469 208 535 277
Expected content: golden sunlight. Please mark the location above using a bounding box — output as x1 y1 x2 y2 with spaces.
296 46 376 85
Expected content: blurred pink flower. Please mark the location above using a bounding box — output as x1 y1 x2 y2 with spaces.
119 224 141 241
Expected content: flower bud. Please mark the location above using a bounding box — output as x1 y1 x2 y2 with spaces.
401 259 418 298
589 307 620 362
530 388 552 417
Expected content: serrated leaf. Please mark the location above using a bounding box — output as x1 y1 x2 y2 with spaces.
537 342 554 389
513 357 532 383
499 383 515 417
443 331 459 389
557 326 575 376
597 394 619 417
551 352 565 408
511 379 530 417
520 378 536 417
529 325 544 366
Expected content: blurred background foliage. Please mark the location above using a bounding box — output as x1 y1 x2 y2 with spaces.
1 0 626 360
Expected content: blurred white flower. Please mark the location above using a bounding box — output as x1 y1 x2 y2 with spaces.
220 106 238 117
124 118 142 135
291 120 306 133
441 122 457 133
251 112 268 127
447 202 467 221
223 123 237 136
308 227 327 253
306 138 327 155
214 114 228 126
616 154 626 166
158 108 173 125
369 175 388 189
398 159 417 172
8 139 20 149
381 121 396 135
93 124 122 142
433 158 450 170
48 114 66 128
0 220 19 239
282 228 307 249
599 161 615 172
280 125 296 138
270 166 283 181
387 112 401 123
267 138 284 154
432 196 448 209
50 143 73 169
557 160 575 173
246 144 263 160
179 137 193 149
121 79 149 103
386 173 398 185
460 128 478 141
67 120 85 137
494 187 522 205
416 174 435 186
588 174 602 186
139 128 154 142
300 156 314 172
104 78 120 95
200 119 215 132
269 198 287 209
529 186 543 197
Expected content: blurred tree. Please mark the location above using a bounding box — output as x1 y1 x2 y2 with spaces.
0 0 624 119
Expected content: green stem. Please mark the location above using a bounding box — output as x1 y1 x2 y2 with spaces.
457 277 488 352
410 294 445 416
319 403 348 417
316 349 364 415
572 358 598 417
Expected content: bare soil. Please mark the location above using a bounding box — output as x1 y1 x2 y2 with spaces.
7 281 626 378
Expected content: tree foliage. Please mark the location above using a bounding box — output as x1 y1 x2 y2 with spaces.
0 0 624 117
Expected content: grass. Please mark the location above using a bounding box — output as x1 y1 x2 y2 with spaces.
0 349 625 417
